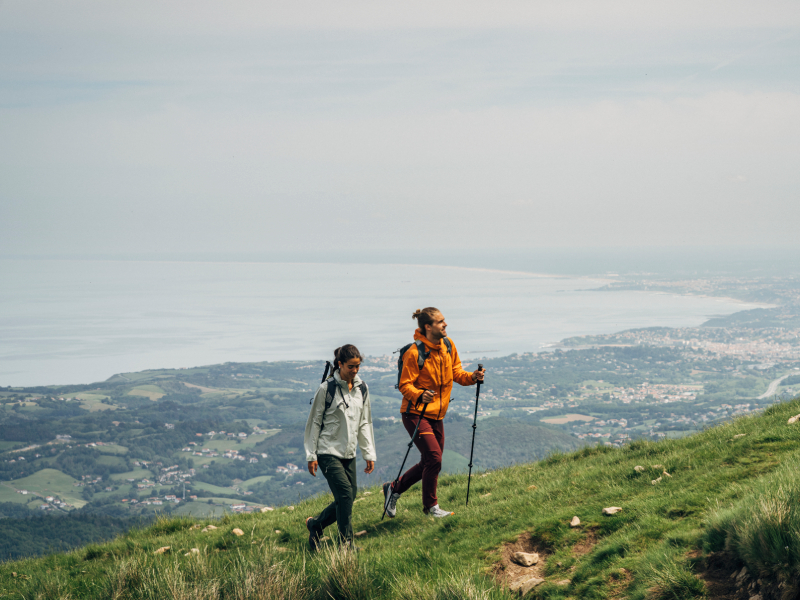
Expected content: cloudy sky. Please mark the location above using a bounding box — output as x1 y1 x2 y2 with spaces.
1 1 799 257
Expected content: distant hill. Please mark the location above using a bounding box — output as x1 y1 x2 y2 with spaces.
4 396 800 599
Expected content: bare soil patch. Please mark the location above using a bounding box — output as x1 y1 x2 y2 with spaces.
572 527 598 557
492 532 549 589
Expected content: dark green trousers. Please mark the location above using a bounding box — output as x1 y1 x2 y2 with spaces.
315 454 357 542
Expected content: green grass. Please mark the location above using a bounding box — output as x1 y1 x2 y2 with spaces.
4 398 800 599
241 475 274 489
189 481 240 496
97 443 129 455
109 468 152 481
8 469 86 507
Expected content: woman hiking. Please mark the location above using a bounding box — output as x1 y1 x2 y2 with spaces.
304 344 376 551
383 307 485 518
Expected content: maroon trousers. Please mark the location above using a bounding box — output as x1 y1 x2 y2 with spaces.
394 414 445 509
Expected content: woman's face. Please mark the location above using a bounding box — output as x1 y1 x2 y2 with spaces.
339 358 361 382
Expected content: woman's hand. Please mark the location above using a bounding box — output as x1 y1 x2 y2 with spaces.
364 460 375 474
308 461 318 476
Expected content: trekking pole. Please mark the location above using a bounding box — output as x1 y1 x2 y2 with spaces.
320 361 333 383
382 396 430 520
309 361 333 405
465 364 484 507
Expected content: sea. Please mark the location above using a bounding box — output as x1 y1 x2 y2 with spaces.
0 258 769 387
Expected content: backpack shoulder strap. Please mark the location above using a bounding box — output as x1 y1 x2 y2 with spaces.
318 378 338 433
358 381 367 399
414 339 429 368
443 337 452 356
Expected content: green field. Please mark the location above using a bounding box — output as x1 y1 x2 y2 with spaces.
96 455 126 467
241 475 273 489
97 443 128 455
189 481 240 496
440 449 470 474
0 484 34 504
9 469 85 507
126 385 166 400
109 468 152 481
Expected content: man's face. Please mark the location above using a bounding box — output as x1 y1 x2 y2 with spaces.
427 312 448 340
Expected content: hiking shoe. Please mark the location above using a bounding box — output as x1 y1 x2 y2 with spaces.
423 504 454 518
383 482 401 518
306 516 322 551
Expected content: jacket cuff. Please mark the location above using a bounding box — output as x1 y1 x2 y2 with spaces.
306 454 317 462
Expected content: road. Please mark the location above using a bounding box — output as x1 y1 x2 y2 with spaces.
758 374 790 400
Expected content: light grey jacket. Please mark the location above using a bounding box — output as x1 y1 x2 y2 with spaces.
304 371 376 463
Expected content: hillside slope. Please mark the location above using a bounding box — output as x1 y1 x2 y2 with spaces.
3 397 800 600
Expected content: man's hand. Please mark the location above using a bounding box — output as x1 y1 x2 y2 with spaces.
420 389 435 404
307 461 318 476
472 368 486 383
364 460 375 474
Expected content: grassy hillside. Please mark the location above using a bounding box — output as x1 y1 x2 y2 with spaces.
4 398 800 600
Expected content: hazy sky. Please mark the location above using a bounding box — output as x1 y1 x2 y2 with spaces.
1 1 799 257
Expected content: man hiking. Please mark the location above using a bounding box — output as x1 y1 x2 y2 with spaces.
383 307 485 518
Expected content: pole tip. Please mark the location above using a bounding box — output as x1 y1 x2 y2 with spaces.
478 363 484 370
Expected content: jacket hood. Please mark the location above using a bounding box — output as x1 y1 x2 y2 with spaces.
333 369 362 387
413 328 447 352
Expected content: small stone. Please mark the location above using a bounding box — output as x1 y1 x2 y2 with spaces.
509 576 545 595
205 525 218 531
603 507 622 516
634 465 645 473
570 516 581 528
320 536 330 542
527 484 537 490
732 434 746 439
260 507 274 512
274 530 281 534
362 491 372 496
353 498 364 504
287 506 295 511
556 580 570 586
481 493 492 498
749 594 762 600
354 530 367 537
154 546 170 555
788 416 797 424
232 528 244 536
662 470 672 477
190 548 199 554
652 477 662 485
731 569 740 579
736 566 749 585
511 551 540 567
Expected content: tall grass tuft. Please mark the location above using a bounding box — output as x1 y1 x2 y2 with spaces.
638 551 706 600
704 456 800 597
392 572 494 600
316 544 377 600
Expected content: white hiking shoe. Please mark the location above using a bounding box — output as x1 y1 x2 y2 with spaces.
383 482 401 518
423 504 454 518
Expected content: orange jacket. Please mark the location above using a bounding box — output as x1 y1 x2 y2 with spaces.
399 329 476 420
